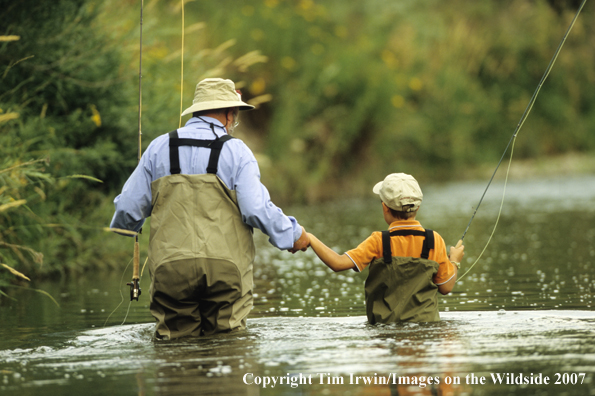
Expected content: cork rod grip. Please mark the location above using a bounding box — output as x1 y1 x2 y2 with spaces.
132 240 140 280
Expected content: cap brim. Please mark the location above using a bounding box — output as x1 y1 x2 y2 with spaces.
372 181 383 195
181 100 255 117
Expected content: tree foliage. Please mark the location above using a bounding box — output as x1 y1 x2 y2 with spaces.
0 0 137 279
172 0 595 201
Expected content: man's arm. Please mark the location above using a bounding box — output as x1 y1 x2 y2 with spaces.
308 233 355 272
234 156 304 250
110 151 154 234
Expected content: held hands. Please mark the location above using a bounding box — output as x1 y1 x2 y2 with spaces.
288 226 310 254
449 239 465 267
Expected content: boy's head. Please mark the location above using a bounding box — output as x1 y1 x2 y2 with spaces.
373 173 423 220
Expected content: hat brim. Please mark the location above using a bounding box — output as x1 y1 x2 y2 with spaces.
181 100 255 117
372 181 383 195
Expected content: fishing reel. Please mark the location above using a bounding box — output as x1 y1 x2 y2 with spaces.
127 278 141 301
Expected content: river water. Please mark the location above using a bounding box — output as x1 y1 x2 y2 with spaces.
1 175 595 395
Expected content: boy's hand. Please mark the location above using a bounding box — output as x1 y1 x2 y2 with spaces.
288 226 310 254
449 239 465 265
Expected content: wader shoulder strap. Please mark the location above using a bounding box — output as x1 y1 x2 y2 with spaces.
168 130 234 175
382 229 435 263
382 231 392 264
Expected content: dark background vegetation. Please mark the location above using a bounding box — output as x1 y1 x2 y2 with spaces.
1 0 594 287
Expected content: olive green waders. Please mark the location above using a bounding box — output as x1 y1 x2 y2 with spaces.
148 132 255 339
365 229 440 323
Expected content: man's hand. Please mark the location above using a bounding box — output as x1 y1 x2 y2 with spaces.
288 226 310 254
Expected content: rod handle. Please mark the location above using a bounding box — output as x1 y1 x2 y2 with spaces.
455 239 463 248
132 241 140 280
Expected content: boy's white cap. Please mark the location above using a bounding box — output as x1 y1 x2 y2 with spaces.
373 173 423 212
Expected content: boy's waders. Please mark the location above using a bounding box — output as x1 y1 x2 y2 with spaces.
148 132 255 339
365 229 440 323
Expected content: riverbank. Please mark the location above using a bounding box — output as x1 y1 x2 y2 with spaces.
259 150 595 205
472 151 595 181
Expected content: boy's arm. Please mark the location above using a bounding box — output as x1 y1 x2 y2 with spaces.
308 233 356 272
437 243 465 295
437 267 457 295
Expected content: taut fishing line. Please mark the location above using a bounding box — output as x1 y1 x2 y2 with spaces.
457 0 588 281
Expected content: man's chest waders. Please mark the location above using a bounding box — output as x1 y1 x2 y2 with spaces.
364 229 440 324
148 130 256 339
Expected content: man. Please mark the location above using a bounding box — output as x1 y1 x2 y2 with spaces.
110 78 309 339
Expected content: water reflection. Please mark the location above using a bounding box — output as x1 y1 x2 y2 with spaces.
1 175 595 395
4 311 594 395
150 331 261 396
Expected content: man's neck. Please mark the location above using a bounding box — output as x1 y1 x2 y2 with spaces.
200 113 227 126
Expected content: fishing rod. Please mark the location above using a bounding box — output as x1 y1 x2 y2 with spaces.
179 0 185 128
456 0 588 279
125 0 186 300
126 0 144 301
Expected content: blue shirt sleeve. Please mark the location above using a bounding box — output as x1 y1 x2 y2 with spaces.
109 144 154 235
234 156 302 250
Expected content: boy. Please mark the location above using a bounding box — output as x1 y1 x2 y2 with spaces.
308 173 464 323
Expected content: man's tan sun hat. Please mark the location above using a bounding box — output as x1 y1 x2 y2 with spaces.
181 78 255 116
373 173 423 212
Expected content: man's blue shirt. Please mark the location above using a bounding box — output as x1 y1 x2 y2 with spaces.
110 117 302 249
